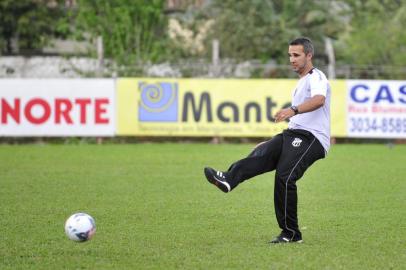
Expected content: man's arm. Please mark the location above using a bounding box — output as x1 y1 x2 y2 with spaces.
274 95 325 123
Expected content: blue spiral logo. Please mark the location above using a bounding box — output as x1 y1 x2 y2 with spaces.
138 82 178 122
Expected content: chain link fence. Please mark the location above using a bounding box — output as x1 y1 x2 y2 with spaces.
1 56 405 79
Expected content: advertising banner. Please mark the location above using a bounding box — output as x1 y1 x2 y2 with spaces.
331 80 347 137
0 79 115 136
117 78 347 137
346 80 406 138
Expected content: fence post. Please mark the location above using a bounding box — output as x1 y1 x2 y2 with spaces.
97 36 104 77
96 35 104 145
211 39 220 77
324 37 336 79
211 39 222 143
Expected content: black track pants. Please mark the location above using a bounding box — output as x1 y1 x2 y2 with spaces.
226 129 325 238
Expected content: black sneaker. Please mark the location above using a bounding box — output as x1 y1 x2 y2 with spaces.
269 234 303 244
204 167 231 193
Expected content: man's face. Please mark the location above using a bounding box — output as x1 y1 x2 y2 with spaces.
288 45 311 74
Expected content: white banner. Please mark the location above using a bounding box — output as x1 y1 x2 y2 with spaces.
347 80 406 138
0 79 115 136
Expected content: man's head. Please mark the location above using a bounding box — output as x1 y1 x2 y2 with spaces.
288 37 314 76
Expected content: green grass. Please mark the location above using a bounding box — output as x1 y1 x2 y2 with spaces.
0 143 405 269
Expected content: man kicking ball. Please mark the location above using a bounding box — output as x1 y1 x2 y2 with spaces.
204 37 331 244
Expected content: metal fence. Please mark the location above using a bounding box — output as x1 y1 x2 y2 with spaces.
1 56 405 79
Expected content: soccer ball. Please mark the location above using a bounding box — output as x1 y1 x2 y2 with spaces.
64 213 96 242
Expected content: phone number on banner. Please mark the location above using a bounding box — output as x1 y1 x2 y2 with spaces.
349 117 406 134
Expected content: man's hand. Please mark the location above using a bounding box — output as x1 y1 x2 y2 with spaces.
274 95 326 123
274 107 295 123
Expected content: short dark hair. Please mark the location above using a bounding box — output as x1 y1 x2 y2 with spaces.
289 37 314 56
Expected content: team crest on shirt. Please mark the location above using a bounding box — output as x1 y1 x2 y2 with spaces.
292 138 302 147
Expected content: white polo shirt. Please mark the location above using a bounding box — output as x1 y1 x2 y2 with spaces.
288 68 331 153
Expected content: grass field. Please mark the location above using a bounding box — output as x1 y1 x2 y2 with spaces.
0 143 405 269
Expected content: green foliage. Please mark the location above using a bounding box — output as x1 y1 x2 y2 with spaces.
0 0 66 54
0 0 405 74
200 0 348 63
203 1 279 61
69 0 169 69
340 0 406 66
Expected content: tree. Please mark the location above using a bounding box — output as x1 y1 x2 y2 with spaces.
0 0 67 55
194 0 348 64
338 0 406 67
68 0 169 69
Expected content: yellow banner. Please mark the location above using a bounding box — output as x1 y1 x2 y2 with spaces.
117 78 346 137
330 80 347 137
